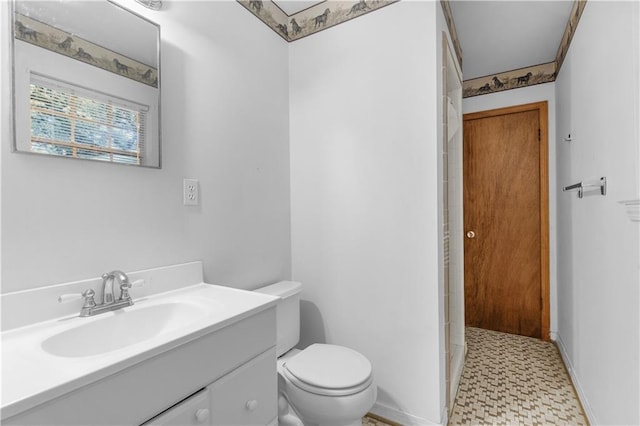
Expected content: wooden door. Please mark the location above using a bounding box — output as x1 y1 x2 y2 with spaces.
463 102 549 340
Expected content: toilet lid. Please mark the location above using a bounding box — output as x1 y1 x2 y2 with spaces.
283 344 373 396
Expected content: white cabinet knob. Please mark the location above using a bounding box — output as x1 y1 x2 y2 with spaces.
245 399 258 411
194 408 209 423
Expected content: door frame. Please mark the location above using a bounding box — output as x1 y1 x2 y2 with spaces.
463 101 550 341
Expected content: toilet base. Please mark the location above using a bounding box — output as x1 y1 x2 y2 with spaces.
278 394 368 426
278 395 303 426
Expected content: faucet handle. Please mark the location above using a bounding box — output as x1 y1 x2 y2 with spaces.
58 293 82 304
59 290 97 316
119 279 144 301
58 289 95 304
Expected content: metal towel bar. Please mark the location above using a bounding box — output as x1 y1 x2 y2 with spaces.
563 177 607 199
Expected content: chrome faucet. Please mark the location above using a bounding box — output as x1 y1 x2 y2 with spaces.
65 270 135 317
101 270 131 305
58 270 143 317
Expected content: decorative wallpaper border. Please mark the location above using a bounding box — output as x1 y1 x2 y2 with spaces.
555 0 587 73
440 0 462 69
463 62 556 98
14 13 158 88
237 0 399 42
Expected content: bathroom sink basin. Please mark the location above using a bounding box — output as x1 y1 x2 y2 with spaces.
2 274 279 421
41 301 208 357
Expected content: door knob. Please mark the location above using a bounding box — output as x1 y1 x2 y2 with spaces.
466 231 476 239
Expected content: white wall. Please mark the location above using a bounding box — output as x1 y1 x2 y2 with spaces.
289 3 445 424
0 0 291 293
463 83 558 337
555 2 640 424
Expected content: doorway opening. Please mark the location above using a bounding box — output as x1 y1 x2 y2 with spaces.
462 102 550 340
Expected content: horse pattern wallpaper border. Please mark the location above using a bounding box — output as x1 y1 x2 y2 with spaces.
555 0 587 73
14 13 158 88
237 0 399 42
463 62 556 98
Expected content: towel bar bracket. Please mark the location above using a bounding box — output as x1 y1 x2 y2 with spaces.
563 177 606 199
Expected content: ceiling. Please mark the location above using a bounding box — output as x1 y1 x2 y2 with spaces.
449 1 574 80
272 0 325 15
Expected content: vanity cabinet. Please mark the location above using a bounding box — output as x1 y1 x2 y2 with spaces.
144 349 275 426
207 347 275 425
144 389 211 426
3 307 277 426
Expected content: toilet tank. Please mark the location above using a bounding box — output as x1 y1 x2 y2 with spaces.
254 281 301 357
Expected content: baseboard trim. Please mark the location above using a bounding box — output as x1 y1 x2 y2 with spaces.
370 402 439 426
365 412 403 426
554 334 597 425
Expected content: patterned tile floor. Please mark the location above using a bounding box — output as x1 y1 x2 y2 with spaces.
449 327 588 425
361 327 587 426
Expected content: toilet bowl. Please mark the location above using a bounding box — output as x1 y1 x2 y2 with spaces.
255 281 377 426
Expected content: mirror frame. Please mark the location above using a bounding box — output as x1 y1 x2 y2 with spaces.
9 0 162 168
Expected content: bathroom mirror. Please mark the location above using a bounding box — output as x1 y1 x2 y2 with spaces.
10 0 161 168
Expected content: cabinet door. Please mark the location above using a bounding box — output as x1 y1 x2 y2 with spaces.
208 349 277 425
143 389 211 426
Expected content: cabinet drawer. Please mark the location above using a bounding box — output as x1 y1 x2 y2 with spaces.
208 348 276 425
143 389 210 426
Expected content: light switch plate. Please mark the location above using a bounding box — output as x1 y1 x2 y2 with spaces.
183 179 199 205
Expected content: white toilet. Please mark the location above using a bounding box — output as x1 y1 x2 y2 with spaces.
255 281 377 426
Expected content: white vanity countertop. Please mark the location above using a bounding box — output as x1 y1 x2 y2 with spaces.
1 283 277 420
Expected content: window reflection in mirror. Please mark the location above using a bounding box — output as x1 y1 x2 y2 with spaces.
10 0 161 168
